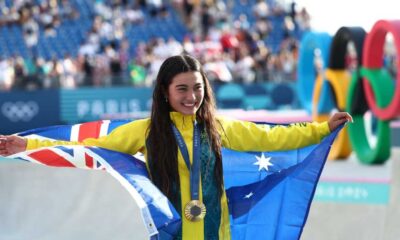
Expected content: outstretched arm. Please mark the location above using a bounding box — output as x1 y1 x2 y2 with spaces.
1 118 150 157
218 112 352 152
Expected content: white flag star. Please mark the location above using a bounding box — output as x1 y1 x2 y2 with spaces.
254 153 273 171
244 192 253 199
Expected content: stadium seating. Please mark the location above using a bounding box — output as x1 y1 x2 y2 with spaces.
0 0 303 59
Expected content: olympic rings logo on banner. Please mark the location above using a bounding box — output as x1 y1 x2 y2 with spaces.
298 19 400 164
1 101 39 122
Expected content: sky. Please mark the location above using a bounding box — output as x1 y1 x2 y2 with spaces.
296 0 398 34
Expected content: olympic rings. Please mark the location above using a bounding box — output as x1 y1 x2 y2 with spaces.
298 22 398 164
1 101 39 122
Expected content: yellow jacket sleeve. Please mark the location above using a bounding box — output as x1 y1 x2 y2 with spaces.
218 116 331 152
26 119 150 155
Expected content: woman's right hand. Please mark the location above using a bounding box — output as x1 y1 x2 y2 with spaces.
327 112 353 132
0 135 27 156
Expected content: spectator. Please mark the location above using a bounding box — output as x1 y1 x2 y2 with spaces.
22 18 39 55
253 0 269 20
0 57 14 91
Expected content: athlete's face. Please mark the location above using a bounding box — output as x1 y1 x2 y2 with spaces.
167 71 205 115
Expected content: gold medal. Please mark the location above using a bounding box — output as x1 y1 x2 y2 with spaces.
184 200 206 221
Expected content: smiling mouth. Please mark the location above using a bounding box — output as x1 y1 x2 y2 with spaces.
183 103 196 107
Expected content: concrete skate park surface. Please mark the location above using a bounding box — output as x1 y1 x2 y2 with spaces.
302 148 400 240
305 118 400 240
0 163 148 240
1 112 399 240
1 150 398 240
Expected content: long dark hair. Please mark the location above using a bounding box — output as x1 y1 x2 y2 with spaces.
146 54 223 201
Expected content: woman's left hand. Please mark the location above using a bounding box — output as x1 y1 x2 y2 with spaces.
328 112 353 132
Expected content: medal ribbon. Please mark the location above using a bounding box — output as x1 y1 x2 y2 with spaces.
171 121 201 201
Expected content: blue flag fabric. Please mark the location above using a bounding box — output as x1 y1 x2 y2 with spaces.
4 120 343 240
224 125 341 239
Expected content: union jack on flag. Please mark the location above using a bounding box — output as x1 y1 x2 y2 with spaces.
13 145 107 169
18 119 131 142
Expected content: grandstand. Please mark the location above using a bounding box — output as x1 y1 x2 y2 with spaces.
0 0 304 59
0 0 306 92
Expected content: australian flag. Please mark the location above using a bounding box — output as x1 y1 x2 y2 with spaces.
223 125 341 239
3 119 343 240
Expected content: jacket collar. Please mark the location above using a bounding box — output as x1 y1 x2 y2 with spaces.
170 112 196 129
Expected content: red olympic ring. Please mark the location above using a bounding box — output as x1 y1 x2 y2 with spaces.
363 20 400 120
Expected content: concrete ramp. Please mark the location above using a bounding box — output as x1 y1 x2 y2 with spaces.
302 148 400 240
0 161 148 240
383 148 400 240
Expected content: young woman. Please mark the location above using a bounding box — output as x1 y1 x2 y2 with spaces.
0 55 351 240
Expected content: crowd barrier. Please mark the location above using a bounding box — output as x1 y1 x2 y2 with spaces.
60 87 153 123
0 82 299 134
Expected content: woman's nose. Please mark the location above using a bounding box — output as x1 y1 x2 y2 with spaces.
186 91 196 100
